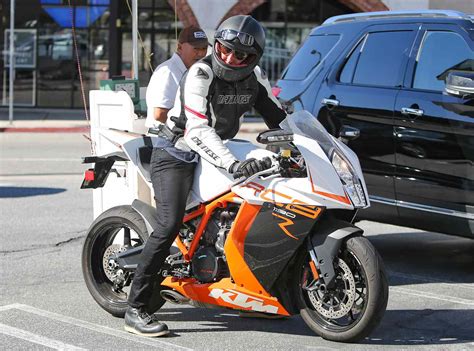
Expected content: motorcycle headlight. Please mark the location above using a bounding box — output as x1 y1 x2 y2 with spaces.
331 151 367 208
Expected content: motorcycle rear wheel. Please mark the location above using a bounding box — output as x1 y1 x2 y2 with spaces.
81 205 165 317
294 236 388 342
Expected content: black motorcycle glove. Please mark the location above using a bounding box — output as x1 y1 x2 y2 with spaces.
229 157 272 179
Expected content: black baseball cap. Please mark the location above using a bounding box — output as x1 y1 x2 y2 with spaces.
178 26 209 48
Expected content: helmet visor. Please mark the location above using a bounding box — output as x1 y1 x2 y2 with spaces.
218 42 249 61
214 29 255 46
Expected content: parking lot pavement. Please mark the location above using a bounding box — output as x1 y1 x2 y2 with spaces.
1 132 473 350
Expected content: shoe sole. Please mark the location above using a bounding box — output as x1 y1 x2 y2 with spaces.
124 325 170 337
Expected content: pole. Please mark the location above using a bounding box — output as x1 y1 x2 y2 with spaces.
132 0 138 80
9 0 15 124
108 1 121 77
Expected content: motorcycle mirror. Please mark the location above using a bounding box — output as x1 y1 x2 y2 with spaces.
257 128 293 145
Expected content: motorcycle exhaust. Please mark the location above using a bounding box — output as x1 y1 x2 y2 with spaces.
160 290 190 305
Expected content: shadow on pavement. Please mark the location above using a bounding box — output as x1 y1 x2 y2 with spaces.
155 308 314 337
155 307 473 345
367 231 474 286
0 186 66 198
367 308 474 346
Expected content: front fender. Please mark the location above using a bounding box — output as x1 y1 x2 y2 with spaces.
308 215 363 287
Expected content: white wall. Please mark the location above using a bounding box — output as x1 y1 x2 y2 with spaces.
382 0 429 10
187 0 237 30
382 0 474 12
430 0 474 13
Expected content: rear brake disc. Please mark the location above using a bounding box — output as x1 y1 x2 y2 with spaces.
102 244 127 282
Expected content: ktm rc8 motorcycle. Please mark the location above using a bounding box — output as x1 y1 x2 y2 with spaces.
81 111 388 342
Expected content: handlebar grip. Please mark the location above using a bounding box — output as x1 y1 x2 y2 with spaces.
262 156 272 169
233 171 244 179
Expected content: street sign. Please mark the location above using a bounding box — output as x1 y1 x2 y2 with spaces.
4 29 37 68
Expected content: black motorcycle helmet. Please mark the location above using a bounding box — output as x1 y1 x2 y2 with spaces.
212 15 265 82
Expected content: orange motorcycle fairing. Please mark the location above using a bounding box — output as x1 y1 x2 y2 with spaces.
162 277 289 315
163 194 289 315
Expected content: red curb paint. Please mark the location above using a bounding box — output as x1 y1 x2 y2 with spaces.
0 127 90 133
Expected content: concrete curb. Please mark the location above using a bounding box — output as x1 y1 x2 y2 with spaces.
0 126 90 133
0 120 91 133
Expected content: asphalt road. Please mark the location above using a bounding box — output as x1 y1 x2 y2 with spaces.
1 132 473 350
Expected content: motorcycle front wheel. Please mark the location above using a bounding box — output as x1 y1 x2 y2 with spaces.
81 205 165 317
294 236 388 342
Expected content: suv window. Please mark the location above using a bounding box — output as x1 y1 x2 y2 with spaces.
413 31 474 92
282 34 340 80
339 31 413 87
339 39 364 83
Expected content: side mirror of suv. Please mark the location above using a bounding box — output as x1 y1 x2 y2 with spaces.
445 71 474 98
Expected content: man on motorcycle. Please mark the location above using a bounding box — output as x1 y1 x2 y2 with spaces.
125 15 287 337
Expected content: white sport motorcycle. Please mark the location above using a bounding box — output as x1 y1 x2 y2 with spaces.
81 110 388 342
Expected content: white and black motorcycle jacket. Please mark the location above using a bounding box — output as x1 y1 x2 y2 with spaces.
166 55 286 171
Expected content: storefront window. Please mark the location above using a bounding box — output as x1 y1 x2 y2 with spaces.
252 0 353 84
1 0 353 109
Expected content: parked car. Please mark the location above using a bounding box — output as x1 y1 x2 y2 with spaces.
275 10 474 238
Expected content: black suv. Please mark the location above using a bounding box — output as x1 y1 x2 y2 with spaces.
275 10 473 238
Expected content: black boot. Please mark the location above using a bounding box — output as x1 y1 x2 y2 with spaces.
124 307 169 337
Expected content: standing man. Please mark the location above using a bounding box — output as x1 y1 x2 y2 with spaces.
125 15 286 337
145 26 208 128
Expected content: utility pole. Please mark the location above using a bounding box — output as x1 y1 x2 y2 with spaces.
132 0 138 80
9 0 15 124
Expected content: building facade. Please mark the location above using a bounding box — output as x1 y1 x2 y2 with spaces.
0 0 392 109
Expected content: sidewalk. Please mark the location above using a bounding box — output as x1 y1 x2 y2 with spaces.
0 108 267 133
0 119 267 133
0 119 91 133
0 107 90 133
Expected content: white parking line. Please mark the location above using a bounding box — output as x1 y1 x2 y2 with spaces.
0 304 193 351
389 270 474 291
391 287 474 306
0 323 86 350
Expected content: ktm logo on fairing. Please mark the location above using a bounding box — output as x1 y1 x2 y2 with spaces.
209 288 278 313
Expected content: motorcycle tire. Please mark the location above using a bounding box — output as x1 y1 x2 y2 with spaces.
294 236 388 342
81 205 165 318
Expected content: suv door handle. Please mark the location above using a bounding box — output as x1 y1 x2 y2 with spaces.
321 98 340 107
340 125 360 139
401 107 424 117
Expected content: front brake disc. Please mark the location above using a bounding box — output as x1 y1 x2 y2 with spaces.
307 258 356 319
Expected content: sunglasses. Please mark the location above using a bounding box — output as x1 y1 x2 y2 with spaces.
214 29 255 46
218 42 249 61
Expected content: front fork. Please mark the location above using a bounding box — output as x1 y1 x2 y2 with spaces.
306 217 363 288
304 248 324 293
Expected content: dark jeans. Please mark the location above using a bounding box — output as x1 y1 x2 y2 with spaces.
128 147 196 310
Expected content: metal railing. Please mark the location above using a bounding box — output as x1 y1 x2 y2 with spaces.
260 45 293 85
